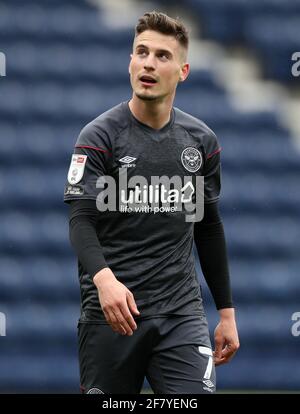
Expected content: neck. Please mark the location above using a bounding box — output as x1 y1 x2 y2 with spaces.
129 94 174 130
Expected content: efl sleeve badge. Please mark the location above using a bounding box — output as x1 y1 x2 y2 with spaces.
67 154 87 185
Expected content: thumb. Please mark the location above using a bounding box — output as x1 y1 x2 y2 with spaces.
127 292 140 315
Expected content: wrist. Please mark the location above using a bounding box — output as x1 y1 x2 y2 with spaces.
218 307 235 320
93 267 115 288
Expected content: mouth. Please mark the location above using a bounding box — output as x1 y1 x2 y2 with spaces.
139 75 158 86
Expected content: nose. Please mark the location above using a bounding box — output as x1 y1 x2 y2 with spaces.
143 53 156 71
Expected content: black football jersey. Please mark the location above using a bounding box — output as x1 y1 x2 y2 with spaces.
64 102 221 321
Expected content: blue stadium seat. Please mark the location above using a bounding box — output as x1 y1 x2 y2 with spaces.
229 260 300 303
0 304 78 341
0 4 133 45
0 257 79 301
5 43 131 83
221 172 300 215
223 215 300 258
221 131 300 173
159 0 300 82
0 81 132 121
0 354 79 392
245 16 300 81
0 211 70 254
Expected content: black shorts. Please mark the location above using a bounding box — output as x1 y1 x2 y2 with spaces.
78 314 216 394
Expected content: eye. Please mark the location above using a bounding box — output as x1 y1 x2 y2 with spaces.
158 53 169 61
137 49 147 57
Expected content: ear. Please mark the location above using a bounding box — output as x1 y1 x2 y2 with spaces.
129 54 133 75
179 63 190 82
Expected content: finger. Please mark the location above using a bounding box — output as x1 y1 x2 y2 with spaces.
214 357 227 366
104 309 124 334
213 340 223 360
110 310 127 335
109 311 126 334
121 302 138 331
215 346 237 366
222 347 236 359
214 358 223 366
213 351 223 363
214 354 234 366
220 345 238 361
122 310 137 332
101 299 121 333
127 292 140 316
114 309 134 336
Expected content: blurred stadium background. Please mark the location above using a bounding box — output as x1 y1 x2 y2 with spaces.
0 0 300 393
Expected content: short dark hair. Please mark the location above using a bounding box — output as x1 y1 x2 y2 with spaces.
135 11 189 52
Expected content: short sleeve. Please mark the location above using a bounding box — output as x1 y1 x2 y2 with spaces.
203 131 222 204
64 123 112 203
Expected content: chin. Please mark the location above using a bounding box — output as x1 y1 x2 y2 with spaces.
135 92 160 102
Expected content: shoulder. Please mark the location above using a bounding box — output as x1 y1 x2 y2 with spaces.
77 102 130 149
173 107 219 152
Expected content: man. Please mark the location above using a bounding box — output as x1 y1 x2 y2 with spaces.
64 11 239 394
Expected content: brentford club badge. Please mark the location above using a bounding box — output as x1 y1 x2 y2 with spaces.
181 147 202 172
67 154 87 184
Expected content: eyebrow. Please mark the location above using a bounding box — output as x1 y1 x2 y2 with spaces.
135 44 173 56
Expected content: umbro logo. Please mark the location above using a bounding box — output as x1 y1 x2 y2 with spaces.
119 156 136 164
119 156 137 168
203 379 214 388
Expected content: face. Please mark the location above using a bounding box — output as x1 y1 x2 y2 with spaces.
129 30 189 102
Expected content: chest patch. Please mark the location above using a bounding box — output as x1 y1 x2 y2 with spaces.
181 147 202 172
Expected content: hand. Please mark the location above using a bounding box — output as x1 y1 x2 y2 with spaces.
93 268 140 336
213 308 240 366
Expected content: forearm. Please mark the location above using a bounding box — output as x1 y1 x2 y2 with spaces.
69 200 108 279
194 202 233 310
68 201 139 336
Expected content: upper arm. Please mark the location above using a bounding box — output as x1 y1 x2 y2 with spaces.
202 131 222 204
64 124 112 203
